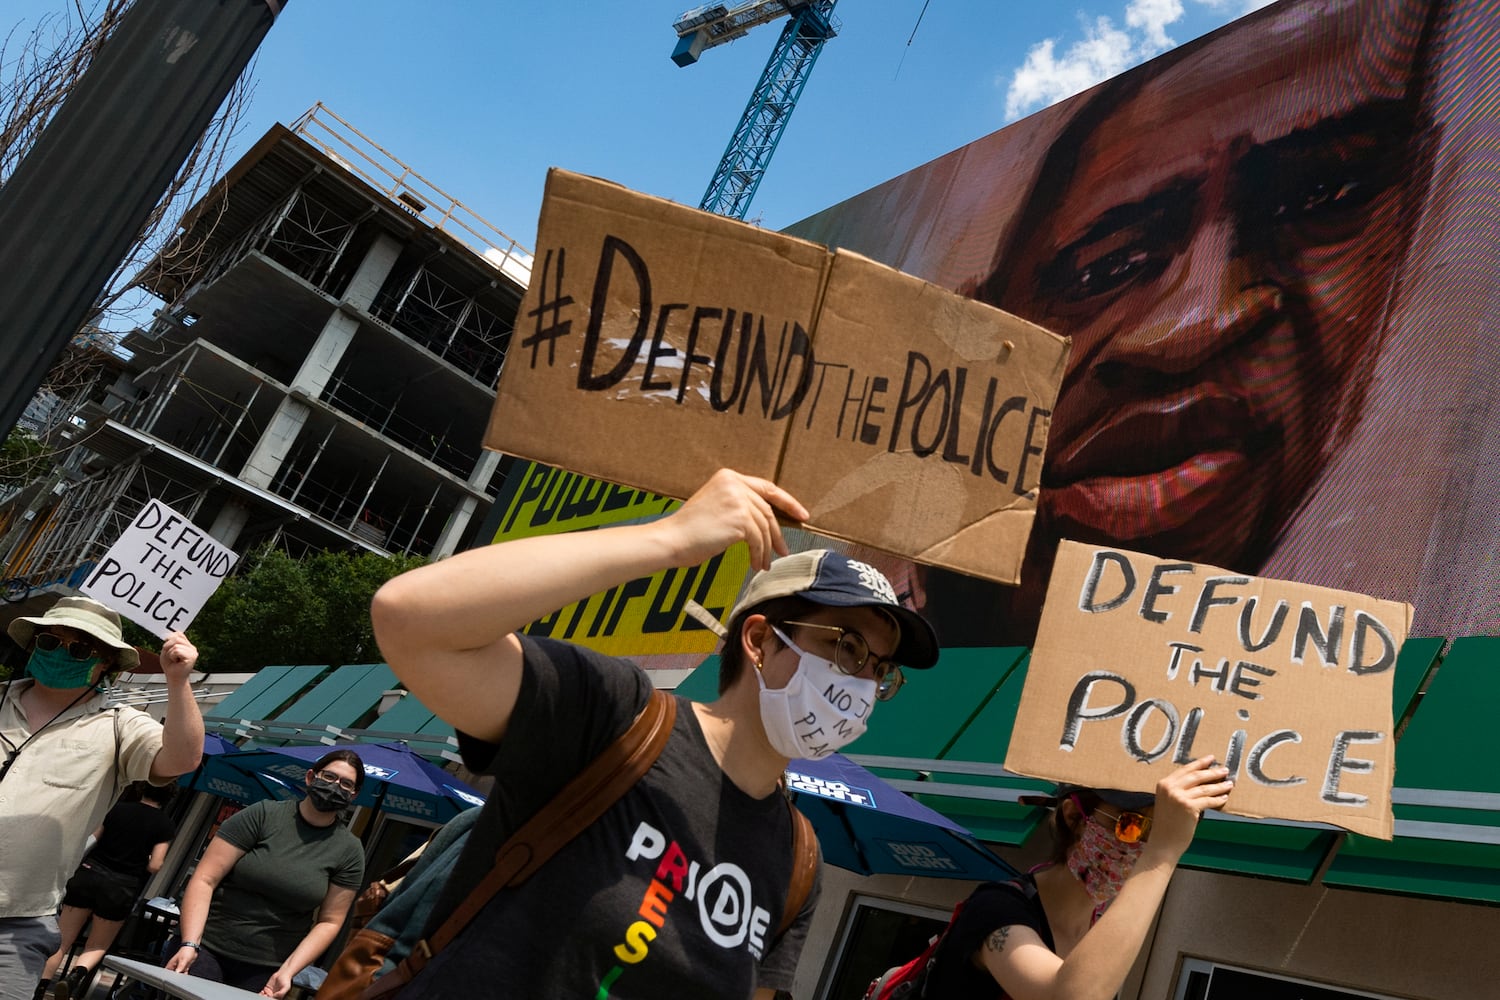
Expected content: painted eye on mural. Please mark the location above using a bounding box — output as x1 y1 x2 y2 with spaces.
1040 215 1185 308
1238 102 1411 250
1034 183 1197 309
1067 246 1157 299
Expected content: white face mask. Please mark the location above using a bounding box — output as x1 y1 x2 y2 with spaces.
757 626 877 760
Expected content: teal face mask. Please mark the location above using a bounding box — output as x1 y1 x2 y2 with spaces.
26 644 101 689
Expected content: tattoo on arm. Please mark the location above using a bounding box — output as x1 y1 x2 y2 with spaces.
984 925 1012 955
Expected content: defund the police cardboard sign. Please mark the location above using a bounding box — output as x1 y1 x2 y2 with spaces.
1005 541 1413 839
484 168 1070 585
81 499 238 638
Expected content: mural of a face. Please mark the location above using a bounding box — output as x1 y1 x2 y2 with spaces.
970 0 1439 635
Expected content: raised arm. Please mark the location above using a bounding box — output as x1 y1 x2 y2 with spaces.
149 631 205 781
370 469 808 743
981 757 1233 1000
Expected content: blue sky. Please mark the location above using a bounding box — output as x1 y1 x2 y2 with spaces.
7 0 1273 251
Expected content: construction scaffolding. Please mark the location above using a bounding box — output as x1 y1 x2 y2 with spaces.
1 107 530 595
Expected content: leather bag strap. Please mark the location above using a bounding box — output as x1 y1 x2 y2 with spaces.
401 688 676 975
777 799 818 939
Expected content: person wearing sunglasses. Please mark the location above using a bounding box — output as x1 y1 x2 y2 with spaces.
911 758 1232 1000
367 469 940 999
164 748 366 998
0 597 204 1000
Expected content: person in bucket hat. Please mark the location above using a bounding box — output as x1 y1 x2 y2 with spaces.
369 469 941 998
0 597 204 1000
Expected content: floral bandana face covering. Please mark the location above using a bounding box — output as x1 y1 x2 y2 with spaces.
1067 811 1145 909
756 625 876 760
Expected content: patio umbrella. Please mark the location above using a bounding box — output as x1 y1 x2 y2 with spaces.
202 741 485 824
785 754 1019 882
181 733 301 804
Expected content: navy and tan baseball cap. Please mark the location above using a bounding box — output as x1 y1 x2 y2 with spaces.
729 549 939 669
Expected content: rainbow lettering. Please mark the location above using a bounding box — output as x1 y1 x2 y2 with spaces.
596 820 773 996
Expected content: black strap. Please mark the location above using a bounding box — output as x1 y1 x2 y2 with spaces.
0 680 102 785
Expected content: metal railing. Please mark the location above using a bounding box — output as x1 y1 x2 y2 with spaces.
291 103 533 286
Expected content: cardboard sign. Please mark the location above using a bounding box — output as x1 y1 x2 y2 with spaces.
81 499 238 638
1004 541 1413 839
485 169 1070 585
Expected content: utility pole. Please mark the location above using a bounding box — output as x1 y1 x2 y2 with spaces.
0 0 289 438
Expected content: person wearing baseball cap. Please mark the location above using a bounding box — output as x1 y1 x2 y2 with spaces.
369 469 942 999
0 598 203 1000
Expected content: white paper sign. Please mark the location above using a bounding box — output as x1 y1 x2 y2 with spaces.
80 499 238 638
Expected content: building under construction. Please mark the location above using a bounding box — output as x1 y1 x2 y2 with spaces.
0 104 531 607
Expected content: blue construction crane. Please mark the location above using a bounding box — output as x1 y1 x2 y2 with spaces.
671 1 840 220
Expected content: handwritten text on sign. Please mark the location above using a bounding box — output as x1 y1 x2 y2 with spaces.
1004 542 1412 839
486 169 1069 585
81 499 238 638
519 237 1053 491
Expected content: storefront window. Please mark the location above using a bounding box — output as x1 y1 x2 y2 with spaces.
1176 958 1408 1000
815 894 950 1000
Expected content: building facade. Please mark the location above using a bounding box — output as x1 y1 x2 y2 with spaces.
0 105 531 614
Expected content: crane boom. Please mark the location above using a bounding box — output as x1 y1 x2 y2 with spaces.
672 1 800 65
674 0 839 220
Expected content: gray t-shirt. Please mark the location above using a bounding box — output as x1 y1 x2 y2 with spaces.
204 798 364 966
400 636 820 999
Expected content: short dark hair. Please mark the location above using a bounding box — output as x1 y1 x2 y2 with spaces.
717 595 821 696
1047 788 1103 864
313 748 366 793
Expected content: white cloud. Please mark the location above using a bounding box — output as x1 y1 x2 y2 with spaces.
1126 0 1185 53
1003 15 1136 121
1000 0 1272 122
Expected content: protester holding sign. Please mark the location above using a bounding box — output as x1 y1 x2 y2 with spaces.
917 760 1230 1000
164 749 366 998
367 468 941 998
0 597 203 1000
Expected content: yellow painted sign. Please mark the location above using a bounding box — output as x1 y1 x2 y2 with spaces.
492 462 750 657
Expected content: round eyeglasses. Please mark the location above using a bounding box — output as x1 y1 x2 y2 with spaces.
314 770 359 793
779 620 905 701
1073 794 1153 844
34 632 99 661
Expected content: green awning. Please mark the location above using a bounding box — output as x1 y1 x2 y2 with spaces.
671 653 724 702
1323 636 1500 903
204 663 330 733
668 633 1500 898
843 646 1029 769
899 652 1055 846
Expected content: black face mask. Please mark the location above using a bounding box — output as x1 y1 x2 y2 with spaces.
306 777 355 813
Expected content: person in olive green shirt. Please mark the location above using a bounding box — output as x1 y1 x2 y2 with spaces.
166 750 365 998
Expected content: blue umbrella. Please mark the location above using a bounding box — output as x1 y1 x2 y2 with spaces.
203 732 240 756
785 754 1019 882
180 733 301 804
201 741 484 824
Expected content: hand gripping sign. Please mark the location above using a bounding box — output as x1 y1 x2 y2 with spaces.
1005 541 1412 839
81 498 238 638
